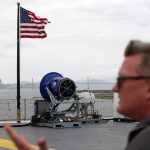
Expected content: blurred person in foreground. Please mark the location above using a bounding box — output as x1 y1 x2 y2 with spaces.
3 39 150 149
112 40 150 150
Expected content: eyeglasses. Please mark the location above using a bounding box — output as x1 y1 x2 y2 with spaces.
117 76 150 88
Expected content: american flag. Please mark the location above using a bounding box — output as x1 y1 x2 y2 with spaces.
20 7 49 38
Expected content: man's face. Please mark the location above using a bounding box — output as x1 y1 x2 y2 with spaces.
112 54 149 121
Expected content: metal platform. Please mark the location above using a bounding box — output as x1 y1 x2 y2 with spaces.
81 118 104 124
33 121 81 128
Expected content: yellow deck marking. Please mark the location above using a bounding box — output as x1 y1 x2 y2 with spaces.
0 138 37 150
0 138 17 150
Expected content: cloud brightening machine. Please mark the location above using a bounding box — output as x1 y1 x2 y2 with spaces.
31 72 102 128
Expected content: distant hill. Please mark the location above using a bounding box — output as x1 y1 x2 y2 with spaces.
75 78 115 90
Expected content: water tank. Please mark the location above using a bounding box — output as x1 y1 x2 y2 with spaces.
78 92 95 103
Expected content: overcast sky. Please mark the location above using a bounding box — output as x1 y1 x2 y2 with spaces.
1 0 150 83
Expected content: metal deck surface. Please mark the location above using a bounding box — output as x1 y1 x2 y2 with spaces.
0 121 136 150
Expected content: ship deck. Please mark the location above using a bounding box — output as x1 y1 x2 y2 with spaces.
0 121 136 150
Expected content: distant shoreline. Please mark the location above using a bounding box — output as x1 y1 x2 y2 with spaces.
0 89 113 100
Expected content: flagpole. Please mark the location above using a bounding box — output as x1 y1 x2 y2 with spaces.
17 2 21 123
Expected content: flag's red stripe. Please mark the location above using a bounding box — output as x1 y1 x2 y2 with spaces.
21 35 47 38
21 31 46 33
20 26 44 29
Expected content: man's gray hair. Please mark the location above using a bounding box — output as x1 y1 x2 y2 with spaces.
124 40 150 76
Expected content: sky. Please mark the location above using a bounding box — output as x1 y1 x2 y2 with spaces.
1 0 150 83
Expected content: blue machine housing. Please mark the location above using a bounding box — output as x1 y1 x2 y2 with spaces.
40 72 76 102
